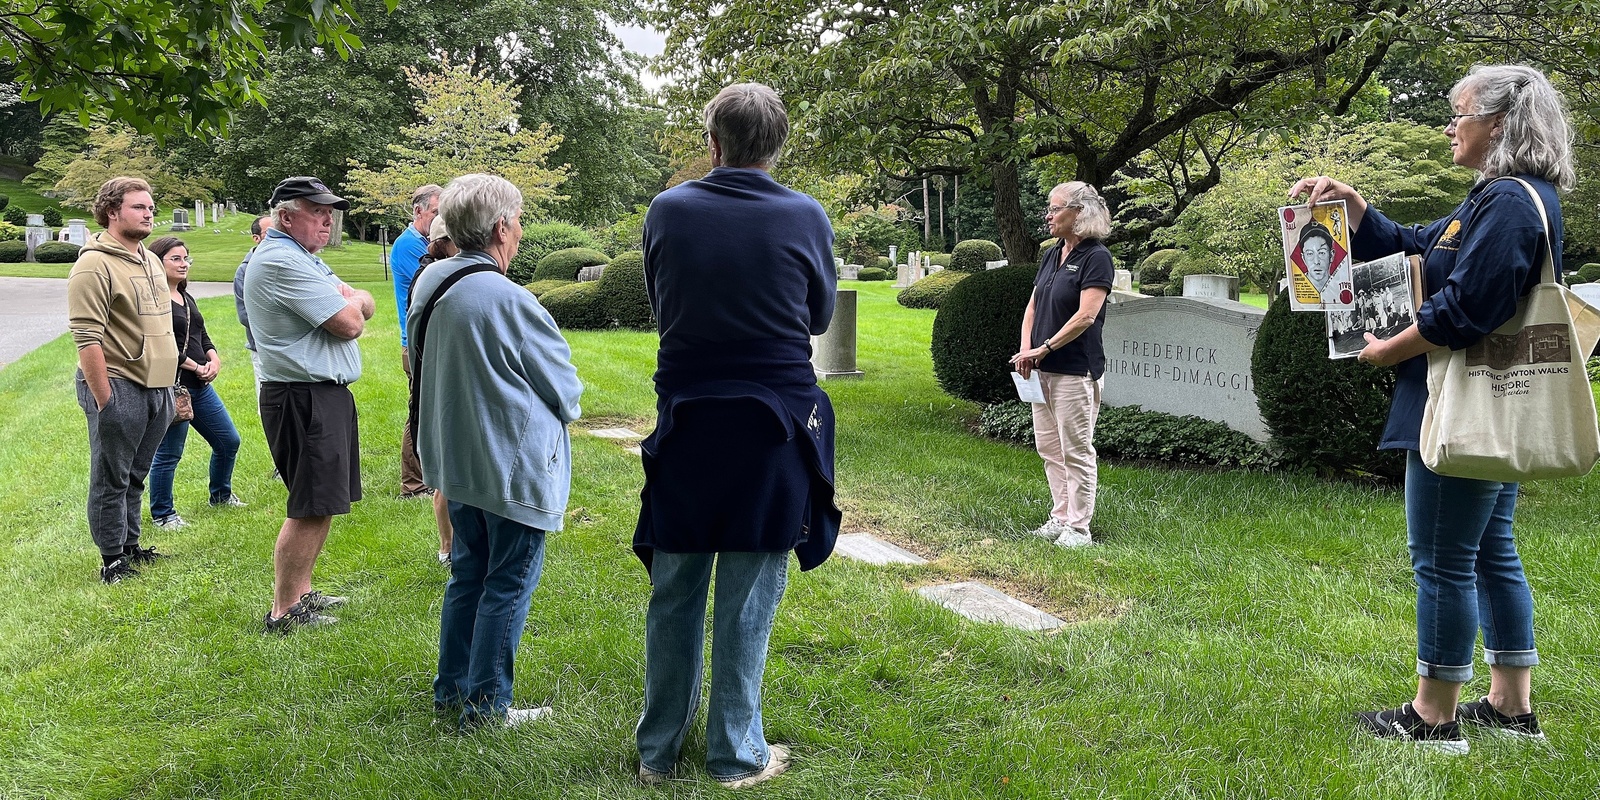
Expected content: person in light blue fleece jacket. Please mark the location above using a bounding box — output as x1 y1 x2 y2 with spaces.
406 173 583 730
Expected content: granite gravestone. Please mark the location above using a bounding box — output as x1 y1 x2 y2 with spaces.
576 265 605 282
1101 296 1269 441
811 289 864 379
1113 269 1133 292
172 209 192 232
1183 274 1240 301
840 264 861 280
24 214 49 260
63 219 88 246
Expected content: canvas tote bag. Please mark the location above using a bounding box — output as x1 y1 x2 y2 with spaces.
1420 178 1600 482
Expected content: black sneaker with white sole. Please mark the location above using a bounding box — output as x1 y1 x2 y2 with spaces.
1354 703 1469 754
100 557 141 584
125 544 169 566
1457 697 1544 739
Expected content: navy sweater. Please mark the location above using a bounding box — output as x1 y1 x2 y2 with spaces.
1351 175 1562 450
644 167 836 352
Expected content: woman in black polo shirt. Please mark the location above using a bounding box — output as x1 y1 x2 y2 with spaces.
1010 181 1115 548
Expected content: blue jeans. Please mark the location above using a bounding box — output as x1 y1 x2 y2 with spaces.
148 383 240 520
1405 450 1538 682
636 551 789 781
434 502 546 727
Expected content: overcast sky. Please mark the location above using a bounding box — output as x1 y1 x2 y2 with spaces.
614 24 668 90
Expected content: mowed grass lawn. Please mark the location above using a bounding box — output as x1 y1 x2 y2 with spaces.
1 279 1598 799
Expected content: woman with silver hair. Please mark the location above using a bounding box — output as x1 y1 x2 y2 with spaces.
1010 181 1116 548
406 173 583 730
1293 64 1575 752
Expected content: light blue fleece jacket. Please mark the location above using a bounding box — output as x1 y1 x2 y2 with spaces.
406 251 583 532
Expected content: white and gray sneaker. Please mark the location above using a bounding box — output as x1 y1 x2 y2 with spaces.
1054 527 1093 548
152 514 188 530
504 706 554 727
1030 519 1069 540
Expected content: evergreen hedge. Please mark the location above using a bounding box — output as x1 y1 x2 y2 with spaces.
978 401 1278 469
1250 291 1403 480
599 251 652 330
506 223 602 284
33 241 80 263
896 269 968 310
931 265 1035 404
2 207 25 226
41 207 62 227
856 267 890 281
539 281 608 330
0 240 28 262
949 239 1003 273
524 279 573 297
1139 249 1182 286
532 247 608 283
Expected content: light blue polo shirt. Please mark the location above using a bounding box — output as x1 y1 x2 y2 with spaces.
243 228 363 384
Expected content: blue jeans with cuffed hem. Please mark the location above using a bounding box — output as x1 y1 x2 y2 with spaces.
1405 450 1537 683
148 383 240 520
636 550 789 780
434 502 546 728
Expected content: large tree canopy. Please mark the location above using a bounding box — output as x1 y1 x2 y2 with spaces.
0 0 384 137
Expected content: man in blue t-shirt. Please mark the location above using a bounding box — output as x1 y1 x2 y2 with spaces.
393 184 441 502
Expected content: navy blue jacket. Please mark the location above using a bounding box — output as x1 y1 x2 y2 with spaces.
634 168 841 572
1351 175 1562 450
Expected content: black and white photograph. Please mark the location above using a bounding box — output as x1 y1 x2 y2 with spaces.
1327 252 1420 359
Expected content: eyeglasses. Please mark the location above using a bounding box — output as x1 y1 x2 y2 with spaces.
1045 204 1081 216
168 255 193 265
1444 112 1493 129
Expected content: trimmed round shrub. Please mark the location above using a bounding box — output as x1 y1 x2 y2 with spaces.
897 269 969 310
1578 263 1600 284
33 241 80 263
533 247 609 282
599 251 652 329
506 222 603 284
931 265 1036 404
1139 283 1166 297
0 221 23 242
0 240 28 262
1251 291 1404 480
3 206 25 226
856 267 890 281
0 195 10 211
524 279 573 297
875 255 891 270
41 207 62 227
1039 237 1059 251
1139 249 1182 285
539 280 609 330
927 253 951 269
949 239 1003 273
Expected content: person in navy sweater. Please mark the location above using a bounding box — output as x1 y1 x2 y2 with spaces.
1293 64 1576 752
633 82 840 789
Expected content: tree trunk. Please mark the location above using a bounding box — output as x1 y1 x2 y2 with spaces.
990 159 1037 268
922 177 931 244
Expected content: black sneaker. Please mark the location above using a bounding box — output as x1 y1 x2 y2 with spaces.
262 600 338 635
299 590 348 611
100 557 141 584
1457 697 1545 739
1355 703 1469 754
125 544 169 566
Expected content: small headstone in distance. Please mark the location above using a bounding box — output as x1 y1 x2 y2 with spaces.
589 427 643 439
916 581 1065 631
834 533 927 565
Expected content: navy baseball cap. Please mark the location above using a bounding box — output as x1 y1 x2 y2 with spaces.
269 176 350 210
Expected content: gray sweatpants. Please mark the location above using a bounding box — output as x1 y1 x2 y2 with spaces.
75 373 175 558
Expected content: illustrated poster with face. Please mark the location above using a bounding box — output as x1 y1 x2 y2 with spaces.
1279 201 1354 311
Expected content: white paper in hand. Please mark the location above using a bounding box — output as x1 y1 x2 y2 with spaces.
1012 371 1046 404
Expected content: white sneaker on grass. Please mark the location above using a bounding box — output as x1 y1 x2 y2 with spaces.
1054 528 1092 548
1030 519 1068 540
504 706 554 728
717 744 791 789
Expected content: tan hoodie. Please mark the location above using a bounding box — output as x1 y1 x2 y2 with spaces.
67 232 179 388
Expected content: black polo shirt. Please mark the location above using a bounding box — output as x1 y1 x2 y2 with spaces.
1030 239 1114 378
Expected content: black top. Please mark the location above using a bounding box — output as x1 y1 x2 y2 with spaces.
171 292 215 392
1029 239 1115 378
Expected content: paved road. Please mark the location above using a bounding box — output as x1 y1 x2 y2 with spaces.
0 277 235 370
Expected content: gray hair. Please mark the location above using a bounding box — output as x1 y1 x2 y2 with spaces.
1049 181 1112 240
440 174 523 253
412 184 443 215
270 197 307 228
1450 64 1576 191
704 83 789 169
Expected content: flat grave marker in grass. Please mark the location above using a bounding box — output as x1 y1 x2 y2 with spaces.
917 581 1065 631
834 532 928 565
589 427 644 439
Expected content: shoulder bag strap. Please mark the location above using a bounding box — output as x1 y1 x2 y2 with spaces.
408 263 502 447
1503 177 1556 286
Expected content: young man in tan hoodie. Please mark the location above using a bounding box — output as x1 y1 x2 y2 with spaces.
68 177 179 584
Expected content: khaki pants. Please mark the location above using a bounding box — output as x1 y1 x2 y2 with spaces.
400 346 426 495
1031 372 1101 530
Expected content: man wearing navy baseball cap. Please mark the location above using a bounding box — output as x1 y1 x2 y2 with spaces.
243 176 373 634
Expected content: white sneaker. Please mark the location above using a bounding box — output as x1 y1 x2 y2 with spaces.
1053 528 1092 548
153 514 188 530
637 764 671 786
1029 519 1068 540
504 706 554 727
717 744 790 789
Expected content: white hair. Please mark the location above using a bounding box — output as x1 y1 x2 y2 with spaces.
1451 64 1576 191
704 83 789 169
440 174 523 253
1049 181 1112 240
270 197 308 228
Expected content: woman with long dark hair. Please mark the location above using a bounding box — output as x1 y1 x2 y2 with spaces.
147 236 244 529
